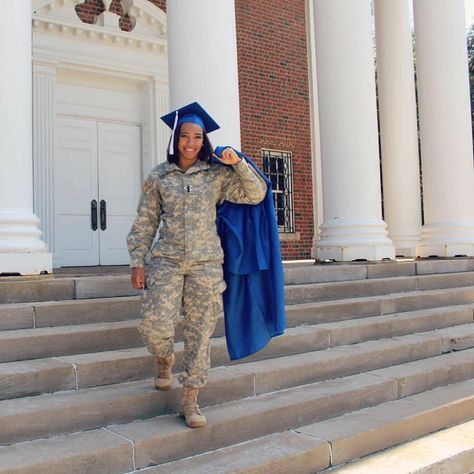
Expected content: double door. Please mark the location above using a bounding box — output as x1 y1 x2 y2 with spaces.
54 118 141 266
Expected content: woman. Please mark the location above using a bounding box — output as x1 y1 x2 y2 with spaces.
127 102 267 428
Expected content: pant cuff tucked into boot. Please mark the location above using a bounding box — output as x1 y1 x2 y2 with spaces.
154 353 175 390
179 386 206 428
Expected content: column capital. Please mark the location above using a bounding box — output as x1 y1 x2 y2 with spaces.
33 57 59 76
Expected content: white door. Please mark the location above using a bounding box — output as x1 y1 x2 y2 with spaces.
98 122 141 265
54 118 141 266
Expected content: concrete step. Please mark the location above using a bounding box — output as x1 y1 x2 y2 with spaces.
1 276 473 335
3 282 472 363
236 335 474 396
0 429 135 474
87 374 472 470
328 419 474 473
1 261 474 306
0 366 254 446
0 296 140 330
288 285 474 325
1 326 473 445
0 274 140 304
1 305 472 399
148 432 329 474
0 320 142 362
149 379 474 474
284 259 474 284
320 270 472 304
0 371 399 471
286 271 474 304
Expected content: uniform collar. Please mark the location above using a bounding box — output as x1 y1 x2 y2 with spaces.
160 160 210 176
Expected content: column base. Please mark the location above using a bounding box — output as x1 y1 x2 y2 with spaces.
416 223 474 257
316 244 395 262
315 219 395 261
394 246 417 258
416 244 474 258
0 252 52 276
392 237 420 257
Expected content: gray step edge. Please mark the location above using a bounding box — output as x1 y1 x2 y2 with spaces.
1 326 474 445
148 378 474 474
1 306 473 399
1 264 474 304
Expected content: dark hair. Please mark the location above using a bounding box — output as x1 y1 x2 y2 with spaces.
166 122 214 164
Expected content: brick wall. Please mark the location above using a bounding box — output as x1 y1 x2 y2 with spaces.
73 0 313 260
75 0 166 29
234 0 314 259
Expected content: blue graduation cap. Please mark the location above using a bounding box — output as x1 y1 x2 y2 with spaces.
161 102 220 155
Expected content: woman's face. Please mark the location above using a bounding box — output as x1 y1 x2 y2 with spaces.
178 122 204 165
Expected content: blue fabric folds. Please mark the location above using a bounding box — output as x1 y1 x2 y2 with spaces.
213 147 286 360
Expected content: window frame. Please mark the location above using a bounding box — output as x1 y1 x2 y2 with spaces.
261 148 295 233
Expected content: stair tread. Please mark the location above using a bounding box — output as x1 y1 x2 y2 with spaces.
0 264 472 473
1 284 473 334
0 303 470 358
327 419 474 473
1 329 473 441
0 427 134 473
41 306 474 365
0 376 472 474
0 308 472 399
0 318 141 339
1 268 474 306
150 379 474 474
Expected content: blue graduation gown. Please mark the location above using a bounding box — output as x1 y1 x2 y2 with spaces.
213 147 286 360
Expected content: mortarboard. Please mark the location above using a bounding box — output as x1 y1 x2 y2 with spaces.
161 102 220 155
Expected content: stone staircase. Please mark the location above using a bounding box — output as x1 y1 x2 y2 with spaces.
0 259 473 473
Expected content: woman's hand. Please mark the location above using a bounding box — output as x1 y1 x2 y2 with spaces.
131 267 146 290
213 147 242 165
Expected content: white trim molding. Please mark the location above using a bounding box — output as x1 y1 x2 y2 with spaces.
31 0 169 266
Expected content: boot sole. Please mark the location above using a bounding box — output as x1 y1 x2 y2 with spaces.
179 413 207 428
154 380 172 390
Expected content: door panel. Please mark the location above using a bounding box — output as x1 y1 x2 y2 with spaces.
55 118 99 266
98 122 141 265
54 119 141 267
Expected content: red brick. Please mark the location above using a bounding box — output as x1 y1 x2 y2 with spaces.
73 0 313 259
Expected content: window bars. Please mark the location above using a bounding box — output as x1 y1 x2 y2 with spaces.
261 149 295 233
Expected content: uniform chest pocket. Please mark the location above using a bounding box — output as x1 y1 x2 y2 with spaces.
185 173 218 204
160 176 185 211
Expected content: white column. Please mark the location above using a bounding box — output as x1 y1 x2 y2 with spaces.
0 1 52 275
374 0 421 257
306 0 324 258
166 0 241 148
313 0 394 261
142 77 169 175
414 0 474 257
33 59 57 256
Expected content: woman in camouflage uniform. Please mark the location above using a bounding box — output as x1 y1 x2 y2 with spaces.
127 102 267 428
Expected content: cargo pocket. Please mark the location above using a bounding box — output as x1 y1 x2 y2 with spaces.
212 280 226 318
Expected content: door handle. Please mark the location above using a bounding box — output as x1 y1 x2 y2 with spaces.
100 199 107 231
91 200 98 231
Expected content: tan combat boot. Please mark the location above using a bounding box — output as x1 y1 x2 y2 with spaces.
154 354 175 390
179 386 207 428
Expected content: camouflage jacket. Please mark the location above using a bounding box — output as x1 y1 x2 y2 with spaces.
127 158 267 267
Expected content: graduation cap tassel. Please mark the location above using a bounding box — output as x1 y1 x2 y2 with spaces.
168 110 179 155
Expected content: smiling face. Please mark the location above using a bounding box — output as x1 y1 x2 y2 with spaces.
177 122 204 169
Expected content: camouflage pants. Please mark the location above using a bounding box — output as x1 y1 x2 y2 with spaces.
138 257 226 387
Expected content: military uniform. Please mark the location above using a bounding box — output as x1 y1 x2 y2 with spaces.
127 158 267 387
